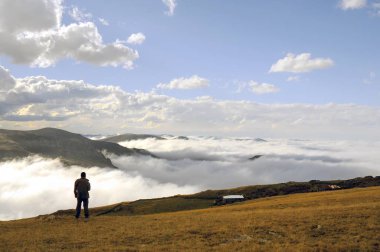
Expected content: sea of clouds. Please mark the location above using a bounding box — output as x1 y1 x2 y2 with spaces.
1 136 379 220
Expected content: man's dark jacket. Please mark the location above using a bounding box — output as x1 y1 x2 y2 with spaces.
74 178 91 199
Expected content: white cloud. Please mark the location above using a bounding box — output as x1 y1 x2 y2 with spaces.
0 0 139 69
286 76 300 82
0 156 197 220
0 0 62 33
157 75 209 90
162 0 177 16
269 53 334 73
127 33 146 45
249 81 279 94
1 66 380 140
68 6 92 22
0 66 16 91
98 18 109 26
339 0 367 10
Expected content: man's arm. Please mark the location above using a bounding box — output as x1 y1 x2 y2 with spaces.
74 180 78 197
87 180 91 192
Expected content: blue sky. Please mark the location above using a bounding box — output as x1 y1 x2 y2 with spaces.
0 0 379 139
2 0 379 104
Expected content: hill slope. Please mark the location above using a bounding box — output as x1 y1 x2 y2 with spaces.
51 176 380 217
1 187 379 251
0 128 155 167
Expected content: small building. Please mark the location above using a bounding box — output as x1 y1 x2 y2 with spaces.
328 185 341 190
215 195 245 205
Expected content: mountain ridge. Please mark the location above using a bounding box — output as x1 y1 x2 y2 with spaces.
102 133 164 143
0 127 156 168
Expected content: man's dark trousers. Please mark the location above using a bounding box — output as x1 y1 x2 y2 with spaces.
76 197 89 218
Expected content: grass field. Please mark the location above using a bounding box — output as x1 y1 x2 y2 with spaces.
0 186 379 251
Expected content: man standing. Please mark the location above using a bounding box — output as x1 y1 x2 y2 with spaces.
74 172 91 220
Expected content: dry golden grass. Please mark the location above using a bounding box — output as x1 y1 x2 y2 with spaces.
0 187 379 251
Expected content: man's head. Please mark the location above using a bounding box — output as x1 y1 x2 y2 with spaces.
81 172 86 178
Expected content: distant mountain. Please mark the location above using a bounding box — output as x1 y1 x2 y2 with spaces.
102 133 164 143
235 138 267 142
249 155 263 161
173 136 189 140
160 134 190 140
0 128 156 167
254 138 267 142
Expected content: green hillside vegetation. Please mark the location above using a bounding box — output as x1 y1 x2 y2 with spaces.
188 176 380 200
1 186 379 251
0 128 156 167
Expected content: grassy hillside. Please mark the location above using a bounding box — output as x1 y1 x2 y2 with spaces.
0 128 155 167
113 197 212 216
54 197 215 217
1 187 379 251
51 176 380 218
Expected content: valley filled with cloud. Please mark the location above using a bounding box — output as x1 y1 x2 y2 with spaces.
1 136 378 220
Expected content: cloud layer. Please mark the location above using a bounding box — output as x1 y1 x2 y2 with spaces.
115 137 380 190
1 65 380 140
0 155 197 220
1 137 379 220
269 53 334 73
0 0 139 68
